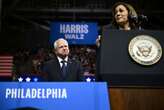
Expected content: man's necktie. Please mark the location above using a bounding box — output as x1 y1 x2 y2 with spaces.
61 60 67 77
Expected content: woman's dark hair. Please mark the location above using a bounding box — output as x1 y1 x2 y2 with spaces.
111 2 138 29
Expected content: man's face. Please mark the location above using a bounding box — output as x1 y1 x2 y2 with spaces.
55 40 70 58
114 5 129 25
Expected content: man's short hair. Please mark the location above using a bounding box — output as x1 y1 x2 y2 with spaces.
53 38 69 49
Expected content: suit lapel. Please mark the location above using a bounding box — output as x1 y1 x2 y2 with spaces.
54 56 63 79
65 59 73 78
56 57 72 80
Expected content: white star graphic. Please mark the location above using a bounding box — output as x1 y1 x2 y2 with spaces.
18 77 23 82
25 77 31 82
86 77 91 82
33 77 38 82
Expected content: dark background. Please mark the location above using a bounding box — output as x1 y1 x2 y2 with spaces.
1 0 164 51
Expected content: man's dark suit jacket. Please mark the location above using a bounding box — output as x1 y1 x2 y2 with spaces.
42 56 82 81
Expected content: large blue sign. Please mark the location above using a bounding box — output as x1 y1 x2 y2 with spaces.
0 82 110 110
50 22 98 45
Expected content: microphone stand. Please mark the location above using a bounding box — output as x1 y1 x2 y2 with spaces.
129 15 148 30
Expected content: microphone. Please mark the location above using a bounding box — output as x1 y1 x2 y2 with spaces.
129 14 148 23
138 14 148 22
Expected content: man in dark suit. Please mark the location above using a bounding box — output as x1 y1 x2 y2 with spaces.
42 38 83 81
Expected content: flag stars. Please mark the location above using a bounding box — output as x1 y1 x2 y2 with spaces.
18 77 23 82
25 77 31 82
86 77 91 82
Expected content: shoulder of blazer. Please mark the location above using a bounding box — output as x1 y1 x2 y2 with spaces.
68 58 80 64
44 57 58 66
68 59 82 69
103 24 117 31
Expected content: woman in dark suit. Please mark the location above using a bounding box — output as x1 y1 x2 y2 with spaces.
96 2 139 80
96 2 138 47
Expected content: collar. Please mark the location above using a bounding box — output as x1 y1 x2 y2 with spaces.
57 56 68 63
119 27 131 30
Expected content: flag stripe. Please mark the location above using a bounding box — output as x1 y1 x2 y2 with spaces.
0 70 12 72
0 73 12 76
0 56 13 59
0 60 13 63
0 66 13 69
0 55 13 76
0 63 13 66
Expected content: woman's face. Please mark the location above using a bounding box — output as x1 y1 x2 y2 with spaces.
114 5 129 25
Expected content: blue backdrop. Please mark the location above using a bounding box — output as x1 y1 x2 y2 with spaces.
50 22 98 45
0 82 110 110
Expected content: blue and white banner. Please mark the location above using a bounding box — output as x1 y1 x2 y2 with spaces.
0 82 110 110
50 22 98 45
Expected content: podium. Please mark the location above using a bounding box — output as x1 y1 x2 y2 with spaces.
0 82 110 110
99 30 164 110
100 29 164 86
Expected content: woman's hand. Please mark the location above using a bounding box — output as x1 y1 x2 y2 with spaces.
96 35 101 47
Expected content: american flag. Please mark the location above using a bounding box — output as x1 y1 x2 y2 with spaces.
0 55 13 76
